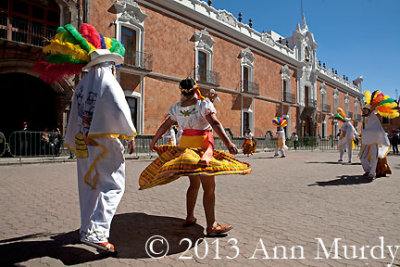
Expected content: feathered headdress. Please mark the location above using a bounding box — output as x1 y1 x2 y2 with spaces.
272 117 287 127
33 23 125 84
334 107 347 121
363 90 399 119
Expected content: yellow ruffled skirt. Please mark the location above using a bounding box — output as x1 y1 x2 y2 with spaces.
139 134 251 190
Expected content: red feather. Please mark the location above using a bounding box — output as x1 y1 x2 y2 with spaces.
79 23 101 49
33 61 85 84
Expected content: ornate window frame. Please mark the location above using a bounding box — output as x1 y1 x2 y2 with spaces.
345 93 350 116
191 29 215 81
239 47 255 92
281 65 292 101
333 88 339 112
115 1 147 67
320 82 327 112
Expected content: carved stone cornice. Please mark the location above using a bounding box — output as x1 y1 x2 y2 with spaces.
115 0 148 25
280 64 291 79
238 47 255 65
191 29 215 51
217 10 237 27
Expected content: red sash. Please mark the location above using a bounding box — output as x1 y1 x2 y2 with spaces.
182 129 214 164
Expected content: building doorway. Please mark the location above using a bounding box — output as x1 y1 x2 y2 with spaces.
0 73 58 138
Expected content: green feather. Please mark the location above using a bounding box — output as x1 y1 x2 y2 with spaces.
64 24 91 53
109 38 125 57
334 114 345 121
377 98 395 107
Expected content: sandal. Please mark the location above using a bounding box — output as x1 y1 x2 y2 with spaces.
182 218 197 227
206 223 232 237
81 240 116 253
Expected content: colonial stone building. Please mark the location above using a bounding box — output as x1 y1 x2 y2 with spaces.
0 0 364 139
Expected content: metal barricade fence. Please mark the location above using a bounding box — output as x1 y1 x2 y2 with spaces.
0 132 7 157
9 131 63 157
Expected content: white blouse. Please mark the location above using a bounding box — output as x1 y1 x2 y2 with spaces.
168 99 216 130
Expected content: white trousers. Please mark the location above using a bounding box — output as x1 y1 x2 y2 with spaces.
339 142 353 162
77 137 125 243
360 144 378 178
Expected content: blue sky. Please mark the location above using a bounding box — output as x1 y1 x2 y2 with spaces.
211 0 400 100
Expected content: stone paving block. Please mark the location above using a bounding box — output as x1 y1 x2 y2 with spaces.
0 151 399 266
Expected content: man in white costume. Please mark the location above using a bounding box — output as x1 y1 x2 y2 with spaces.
65 49 136 252
359 107 390 180
335 109 358 163
359 90 398 180
274 126 287 158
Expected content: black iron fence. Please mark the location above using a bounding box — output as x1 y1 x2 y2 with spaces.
241 80 260 95
283 91 296 103
321 104 331 113
123 51 153 71
1 131 359 158
0 132 7 157
306 98 317 108
8 131 63 157
198 69 220 86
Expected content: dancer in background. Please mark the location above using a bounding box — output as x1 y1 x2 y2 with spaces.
242 128 257 156
359 90 399 180
335 108 358 164
273 117 288 158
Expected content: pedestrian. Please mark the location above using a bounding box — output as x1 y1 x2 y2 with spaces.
41 128 50 155
36 23 136 253
162 125 176 146
391 129 399 154
19 121 29 156
335 108 358 163
242 128 256 156
272 117 288 157
139 78 251 236
359 90 398 180
293 132 299 150
208 88 221 104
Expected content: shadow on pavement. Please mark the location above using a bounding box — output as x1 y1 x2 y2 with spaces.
306 161 362 165
110 212 204 259
0 212 204 265
308 175 372 186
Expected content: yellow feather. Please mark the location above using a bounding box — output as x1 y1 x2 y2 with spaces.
104 37 112 50
364 91 371 105
43 39 90 62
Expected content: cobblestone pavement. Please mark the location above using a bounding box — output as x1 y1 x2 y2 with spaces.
0 151 399 267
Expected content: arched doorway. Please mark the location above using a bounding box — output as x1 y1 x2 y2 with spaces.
0 73 58 138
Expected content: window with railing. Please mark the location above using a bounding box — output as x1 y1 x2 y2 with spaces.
282 79 295 103
241 64 258 95
347 112 353 120
321 104 331 113
120 26 152 70
0 0 59 46
306 98 317 108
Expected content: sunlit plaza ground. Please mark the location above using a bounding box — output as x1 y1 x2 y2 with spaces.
0 150 399 266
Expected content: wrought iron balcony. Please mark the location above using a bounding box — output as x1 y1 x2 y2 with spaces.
240 80 260 95
306 98 317 108
282 91 296 103
0 16 57 47
355 114 362 121
123 51 153 71
347 112 353 120
197 69 220 86
321 104 331 113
